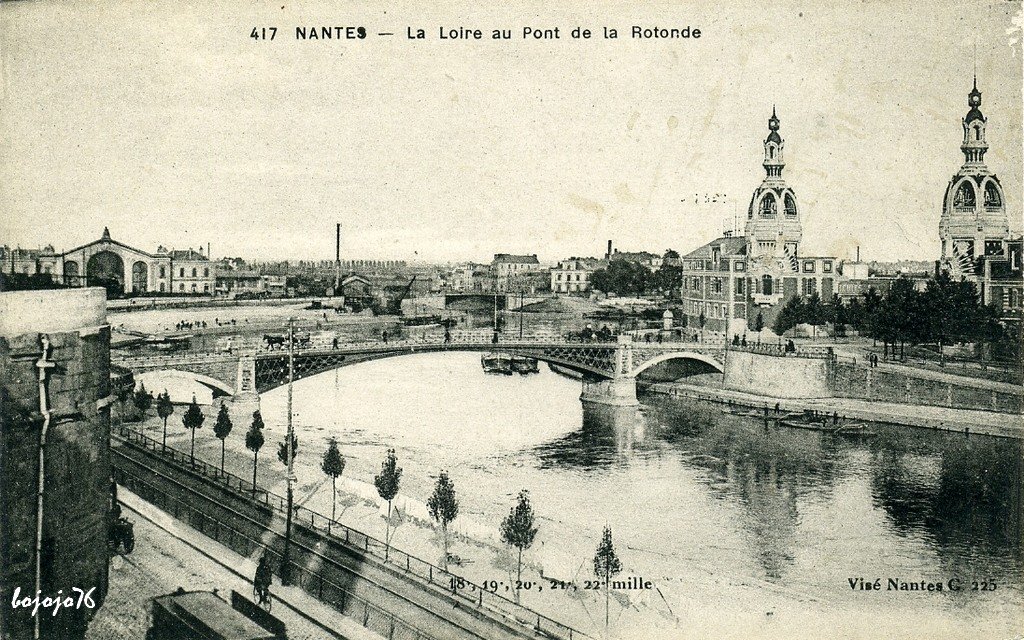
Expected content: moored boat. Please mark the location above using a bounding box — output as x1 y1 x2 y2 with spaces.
481 352 513 375
511 355 539 375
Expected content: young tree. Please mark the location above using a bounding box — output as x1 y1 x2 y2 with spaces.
698 311 706 342
277 434 299 466
132 382 153 420
374 449 403 560
321 438 346 522
156 391 174 451
213 403 233 477
593 525 623 635
427 471 459 570
753 310 765 335
500 489 538 602
181 396 206 466
245 411 265 495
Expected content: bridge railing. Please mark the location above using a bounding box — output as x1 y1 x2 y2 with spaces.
728 343 835 359
114 424 591 640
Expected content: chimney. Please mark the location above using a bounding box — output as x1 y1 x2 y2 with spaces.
336 223 341 263
207 243 211 260
856 245 860 262
606 240 612 260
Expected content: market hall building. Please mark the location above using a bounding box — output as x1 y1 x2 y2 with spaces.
2 228 216 295
679 109 839 336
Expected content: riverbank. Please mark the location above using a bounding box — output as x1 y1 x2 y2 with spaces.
644 380 1024 440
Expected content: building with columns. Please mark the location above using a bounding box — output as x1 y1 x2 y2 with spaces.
2 228 215 295
680 109 839 335
939 78 1021 321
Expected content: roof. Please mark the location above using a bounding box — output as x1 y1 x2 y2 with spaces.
965 107 985 124
169 249 209 261
151 591 275 640
766 130 782 144
682 236 747 260
492 254 540 264
216 270 261 279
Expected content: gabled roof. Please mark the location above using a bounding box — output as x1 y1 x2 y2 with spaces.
682 236 747 260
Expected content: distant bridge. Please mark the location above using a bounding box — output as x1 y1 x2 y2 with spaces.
112 335 726 404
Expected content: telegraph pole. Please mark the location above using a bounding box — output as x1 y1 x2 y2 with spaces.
281 317 296 585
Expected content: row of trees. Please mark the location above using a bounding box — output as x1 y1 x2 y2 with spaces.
771 273 1007 361
136 398 627 633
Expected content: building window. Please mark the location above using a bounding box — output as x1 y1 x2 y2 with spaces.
735 261 745 271
802 261 815 273
761 275 773 295
760 193 777 218
735 278 745 294
204 268 209 277
191 284 197 292
179 284 184 291
711 278 722 294
179 268 185 277
159 266 165 278
203 284 209 292
192 268 197 277
159 283 165 292
823 261 832 273
802 278 816 296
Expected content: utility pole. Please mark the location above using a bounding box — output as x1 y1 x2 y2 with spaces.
281 317 296 585
335 223 341 295
519 288 524 340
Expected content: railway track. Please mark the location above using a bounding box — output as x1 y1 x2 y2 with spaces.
111 436 552 640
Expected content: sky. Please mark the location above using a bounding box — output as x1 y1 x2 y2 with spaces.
0 0 1021 264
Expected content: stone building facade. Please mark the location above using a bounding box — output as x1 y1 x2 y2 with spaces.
0 289 112 640
680 110 838 335
2 228 216 295
938 79 1022 322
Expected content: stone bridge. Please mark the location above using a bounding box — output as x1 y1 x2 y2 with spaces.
112 336 726 406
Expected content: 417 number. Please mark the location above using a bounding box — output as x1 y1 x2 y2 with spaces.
251 27 277 41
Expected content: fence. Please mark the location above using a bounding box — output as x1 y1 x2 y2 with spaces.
113 424 588 640
113 457 435 640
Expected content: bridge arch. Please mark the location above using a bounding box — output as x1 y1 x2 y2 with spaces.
628 351 724 377
252 344 621 394
135 368 235 402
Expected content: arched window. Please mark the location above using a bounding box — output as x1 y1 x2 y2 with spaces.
953 182 975 208
784 194 797 218
159 266 165 278
760 193 777 218
204 268 209 277
974 125 981 141
762 274 773 296
191 267 197 277
984 182 1002 208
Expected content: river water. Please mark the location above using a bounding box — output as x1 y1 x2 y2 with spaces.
255 350 1023 639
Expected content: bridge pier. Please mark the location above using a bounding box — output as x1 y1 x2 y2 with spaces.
579 377 639 406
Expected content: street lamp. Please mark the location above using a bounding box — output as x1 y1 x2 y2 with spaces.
280 317 296 586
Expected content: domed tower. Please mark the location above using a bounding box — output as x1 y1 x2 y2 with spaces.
940 77 1009 278
745 108 802 272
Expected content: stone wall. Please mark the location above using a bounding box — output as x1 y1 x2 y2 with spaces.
723 350 832 398
833 362 1022 414
0 289 111 640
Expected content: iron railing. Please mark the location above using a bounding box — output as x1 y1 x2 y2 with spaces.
113 424 589 640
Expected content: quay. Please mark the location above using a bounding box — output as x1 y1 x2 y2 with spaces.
646 381 1024 440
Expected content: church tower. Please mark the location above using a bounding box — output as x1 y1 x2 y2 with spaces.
745 108 802 272
940 77 1009 278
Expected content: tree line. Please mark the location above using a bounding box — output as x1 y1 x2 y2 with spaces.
122 394 630 634
770 272 1012 361
589 249 683 297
